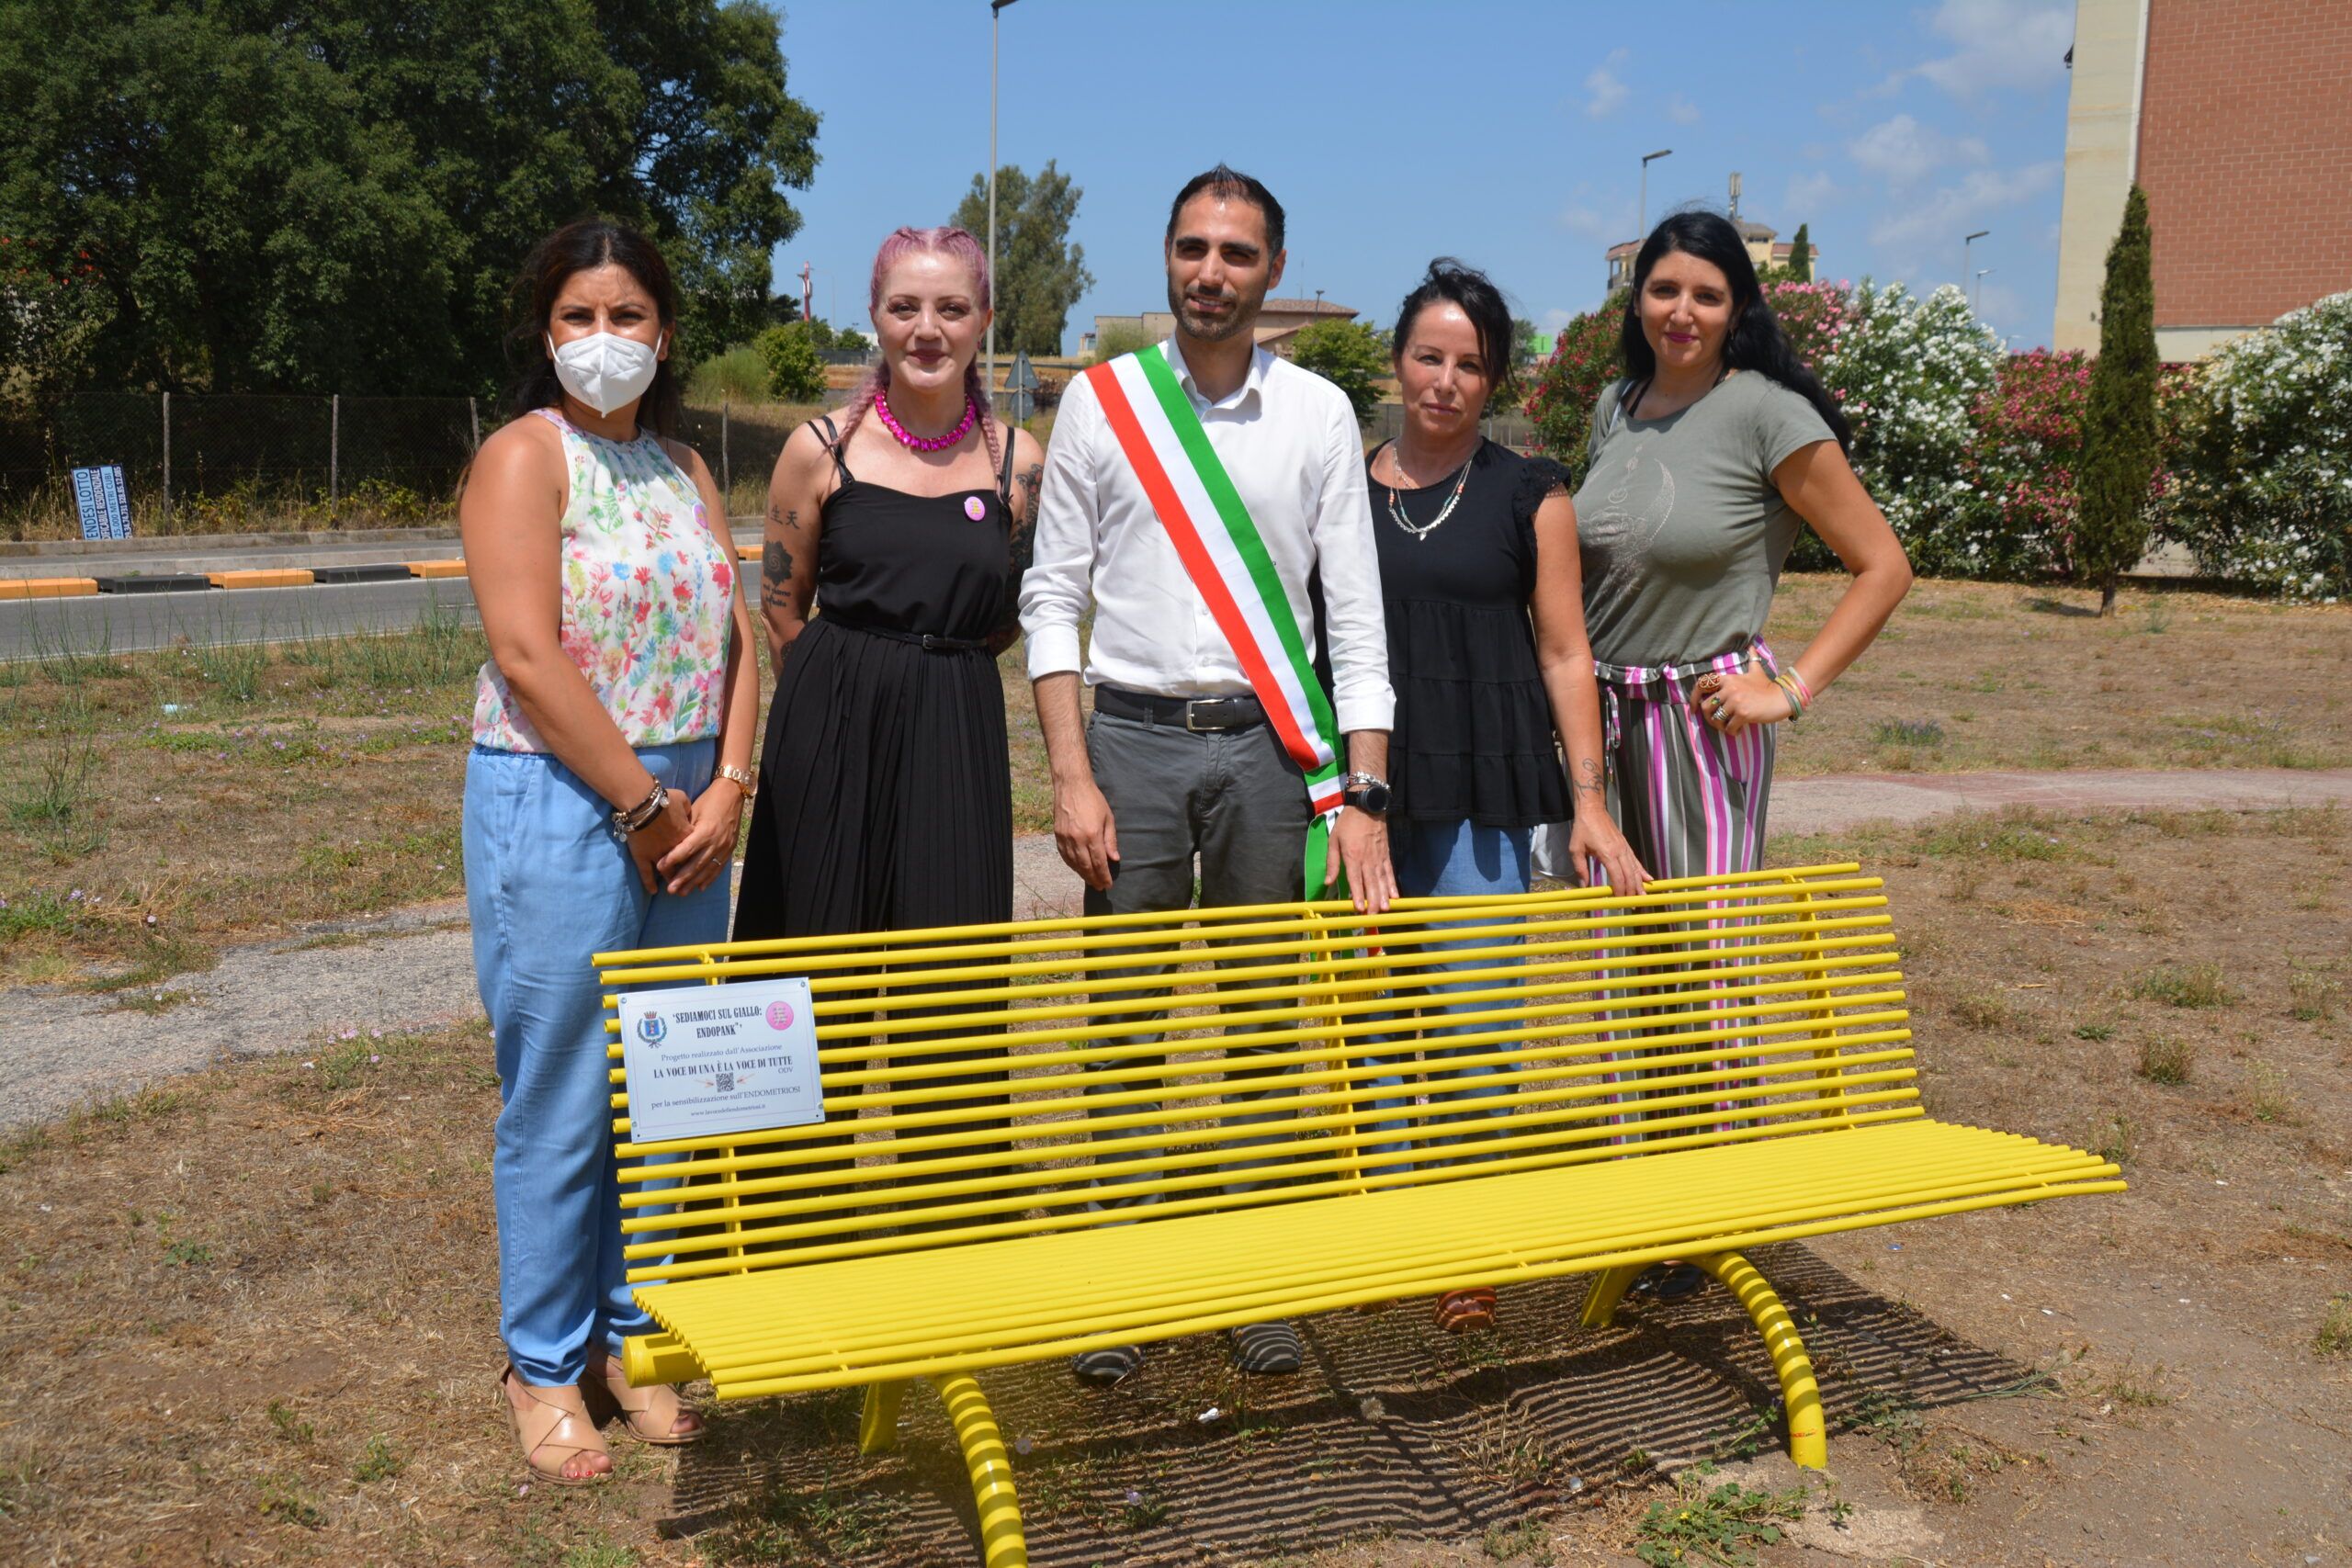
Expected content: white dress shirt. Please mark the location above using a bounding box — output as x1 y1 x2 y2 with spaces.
1021 337 1394 734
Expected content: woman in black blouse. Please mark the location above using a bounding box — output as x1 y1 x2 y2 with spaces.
1362 260 1645 1331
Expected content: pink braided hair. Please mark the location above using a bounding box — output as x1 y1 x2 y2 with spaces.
835 225 1003 479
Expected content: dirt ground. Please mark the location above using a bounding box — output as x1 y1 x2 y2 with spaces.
5 576 2346 992
1 804 2344 1567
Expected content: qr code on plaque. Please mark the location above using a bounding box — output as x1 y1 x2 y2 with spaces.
712 1072 735 1093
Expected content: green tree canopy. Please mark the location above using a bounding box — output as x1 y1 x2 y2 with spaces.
1786 223 1813 283
0 0 820 394
1290 319 1390 425
2075 185 2158 615
952 163 1094 357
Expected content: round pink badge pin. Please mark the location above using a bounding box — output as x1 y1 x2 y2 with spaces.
963 495 987 522
765 999 796 1031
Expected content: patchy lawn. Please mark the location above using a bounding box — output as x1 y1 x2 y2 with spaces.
1 807 2343 1566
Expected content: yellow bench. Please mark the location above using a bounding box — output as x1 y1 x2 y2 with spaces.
594 863 2120 1566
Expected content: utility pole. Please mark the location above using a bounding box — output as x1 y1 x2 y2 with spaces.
987 0 1022 413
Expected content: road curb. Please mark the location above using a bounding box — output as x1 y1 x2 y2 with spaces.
0 577 98 600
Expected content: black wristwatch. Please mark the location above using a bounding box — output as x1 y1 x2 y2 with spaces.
1340 772 1391 816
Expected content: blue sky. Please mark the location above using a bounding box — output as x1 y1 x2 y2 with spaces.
769 0 2075 353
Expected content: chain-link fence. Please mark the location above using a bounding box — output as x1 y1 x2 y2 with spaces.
0 392 857 540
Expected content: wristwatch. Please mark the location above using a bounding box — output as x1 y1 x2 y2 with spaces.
1340 771 1391 815
717 763 757 798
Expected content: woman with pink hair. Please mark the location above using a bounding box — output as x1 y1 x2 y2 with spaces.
733 227 1043 1183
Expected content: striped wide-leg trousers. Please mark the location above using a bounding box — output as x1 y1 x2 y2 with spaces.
1585 640 1782 1132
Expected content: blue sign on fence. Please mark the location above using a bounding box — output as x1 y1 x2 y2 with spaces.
71 466 132 541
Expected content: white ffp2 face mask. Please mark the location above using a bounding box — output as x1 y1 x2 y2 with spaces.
547 330 662 416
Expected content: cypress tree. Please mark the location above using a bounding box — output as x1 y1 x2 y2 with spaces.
2075 186 2158 616
1786 223 1813 283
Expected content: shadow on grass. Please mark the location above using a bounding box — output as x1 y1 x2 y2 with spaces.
666 1244 2039 1565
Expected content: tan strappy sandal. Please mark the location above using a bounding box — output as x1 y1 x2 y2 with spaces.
585 1351 706 1446
499 1365 613 1485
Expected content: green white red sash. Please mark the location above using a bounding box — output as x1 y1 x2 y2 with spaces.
1084 346 1346 894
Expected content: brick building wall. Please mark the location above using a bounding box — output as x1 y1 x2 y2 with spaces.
2136 0 2352 332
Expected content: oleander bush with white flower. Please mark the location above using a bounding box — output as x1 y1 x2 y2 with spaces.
2154 290 2352 602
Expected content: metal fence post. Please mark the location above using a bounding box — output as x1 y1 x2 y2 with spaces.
329 392 340 508
469 395 481 449
720 398 731 498
160 390 172 525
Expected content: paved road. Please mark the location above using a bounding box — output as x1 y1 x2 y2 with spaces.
3 767 2346 1134
0 524 763 659
0 578 485 659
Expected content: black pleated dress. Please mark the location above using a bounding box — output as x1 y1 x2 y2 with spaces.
731 423 1017 1222
736 427 1015 941
1368 439 1574 828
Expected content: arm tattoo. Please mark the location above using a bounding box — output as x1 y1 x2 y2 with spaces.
761 538 794 596
1574 756 1606 797
1014 461 1044 522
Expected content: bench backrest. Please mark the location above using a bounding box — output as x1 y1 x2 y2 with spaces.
596 863 1913 1286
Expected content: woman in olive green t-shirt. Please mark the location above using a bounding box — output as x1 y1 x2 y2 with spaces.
1566 211 1913 1301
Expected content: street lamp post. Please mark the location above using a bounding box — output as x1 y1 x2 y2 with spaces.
1973 267 1995 314
1962 229 1989 295
987 0 1022 415
1639 148 1673 242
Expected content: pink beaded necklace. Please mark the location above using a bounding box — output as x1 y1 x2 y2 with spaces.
874 389 977 453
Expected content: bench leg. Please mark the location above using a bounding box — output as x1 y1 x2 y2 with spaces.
932 1372 1028 1568
1693 1251 1827 1470
858 1381 907 1456
1580 1264 1645 1329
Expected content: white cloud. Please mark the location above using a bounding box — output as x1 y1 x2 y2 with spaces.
1666 93 1702 126
1558 200 1635 244
1784 170 1840 215
1585 50 1630 118
1888 0 2075 99
1867 161 2063 254
1847 114 1989 187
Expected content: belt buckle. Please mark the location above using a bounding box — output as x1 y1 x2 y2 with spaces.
1184 699 1214 732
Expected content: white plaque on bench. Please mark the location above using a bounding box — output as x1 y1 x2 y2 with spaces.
617 977 825 1143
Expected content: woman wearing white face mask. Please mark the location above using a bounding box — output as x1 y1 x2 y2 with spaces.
459 218 759 1485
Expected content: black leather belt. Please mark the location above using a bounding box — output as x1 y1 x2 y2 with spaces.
825 615 987 653
1094 686 1267 732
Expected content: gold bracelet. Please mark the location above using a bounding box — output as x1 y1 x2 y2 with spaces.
716 763 757 798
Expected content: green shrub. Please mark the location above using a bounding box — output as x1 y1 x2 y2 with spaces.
753 323 827 403
2075 186 2159 615
2156 288 2352 602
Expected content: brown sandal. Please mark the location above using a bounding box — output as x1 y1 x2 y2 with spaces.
585 1351 705 1446
500 1365 612 1485
1433 1287 1498 1335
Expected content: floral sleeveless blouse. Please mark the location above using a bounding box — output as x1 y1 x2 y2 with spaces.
471 409 735 750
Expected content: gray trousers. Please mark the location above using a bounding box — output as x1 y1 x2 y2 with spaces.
1082 708 1310 1209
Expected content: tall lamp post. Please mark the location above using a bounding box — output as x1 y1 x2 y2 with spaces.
1638 148 1673 241
987 0 1022 412
1962 229 1989 295
1973 266 1995 314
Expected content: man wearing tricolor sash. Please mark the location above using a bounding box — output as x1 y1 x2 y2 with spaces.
1020 164 1396 1386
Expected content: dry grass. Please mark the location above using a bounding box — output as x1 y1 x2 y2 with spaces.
1761 575 2352 776
0 810 2344 1564
5 572 2346 987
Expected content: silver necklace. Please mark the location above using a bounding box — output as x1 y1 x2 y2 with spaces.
1384 446 1473 542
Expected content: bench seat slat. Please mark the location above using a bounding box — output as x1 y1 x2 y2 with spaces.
630 1119 2119 1400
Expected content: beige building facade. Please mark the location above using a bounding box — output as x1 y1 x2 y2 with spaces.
2054 0 2352 358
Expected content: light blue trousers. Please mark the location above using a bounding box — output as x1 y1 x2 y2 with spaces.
463 740 728 1385
1363 818 1532 1168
